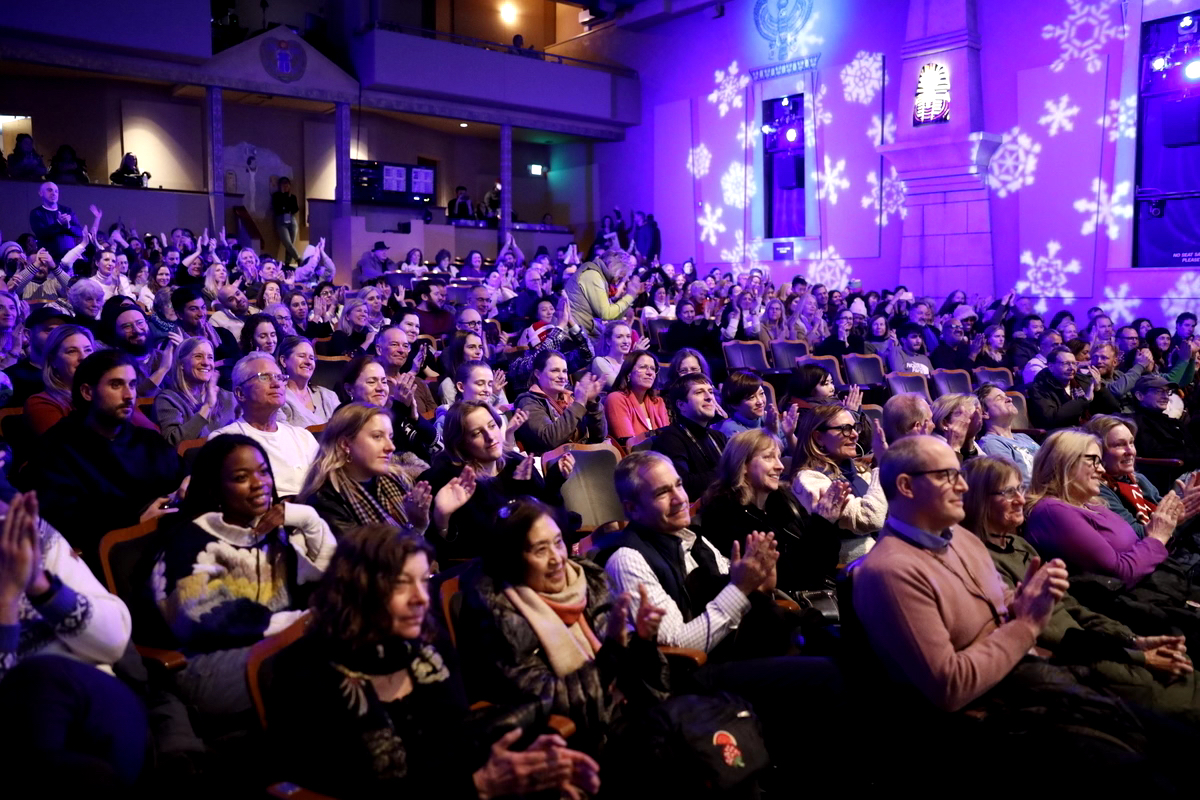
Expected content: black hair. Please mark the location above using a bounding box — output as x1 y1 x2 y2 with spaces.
721 369 763 408
239 312 285 356
72 349 137 410
786 363 832 402
529 348 567 388
179 434 278 520
483 496 560 585
171 285 206 316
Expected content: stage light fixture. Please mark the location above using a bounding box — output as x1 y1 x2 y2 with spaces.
528 164 545 176
1180 15 1196 33
1151 55 1168 71
761 123 774 134
1186 59 1200 81
785 127 798 142
781 97 789 107
460 122 468 128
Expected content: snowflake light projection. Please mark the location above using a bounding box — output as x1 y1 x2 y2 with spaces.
1097 95 1138 142
1099 283 1142 323
868 113 896 146
988 127 1041 198
720 162 758 209
719 230 765 271
1074 178 1133 240
737 122 760 151
686 144 712 178
813 155 850 205
1016 241 1082 313
800 84 832 149
1038 94 1081 136
697 203 727 246
780 11 824 61
805 247 852 289
840 51 886 105
1042 0 1127 74
861 166 908 227
707 60 750 118
1162 273 1200 319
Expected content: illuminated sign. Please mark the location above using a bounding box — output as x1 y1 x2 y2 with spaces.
914 62 951 125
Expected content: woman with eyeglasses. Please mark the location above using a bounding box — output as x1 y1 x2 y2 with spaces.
153 336 237 445
603 351 669 442
267 525 601 798
787 403 887 561
812 308 864 360
279 336 339 427
975 383 1040 487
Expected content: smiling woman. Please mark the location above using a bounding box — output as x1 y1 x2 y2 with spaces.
153 335 237 445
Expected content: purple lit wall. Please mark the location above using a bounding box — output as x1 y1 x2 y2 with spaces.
567 0 1200 323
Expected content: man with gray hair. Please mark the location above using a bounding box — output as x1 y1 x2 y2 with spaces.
881 393 934 444
565 248 642 347
207 353 318 497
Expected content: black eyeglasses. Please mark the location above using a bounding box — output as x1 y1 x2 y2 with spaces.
1081 454 1103 468
907 467 966 484
819 423 857 437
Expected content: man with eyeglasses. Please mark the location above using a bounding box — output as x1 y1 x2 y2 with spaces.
1129 374 1200 469
1026 345 1095 430
1020 329 1063 385
1115 326 1142 359
102 304 182 398
28 350 185 568
853 435 1069 713
930 318 979 371
208 353 318 497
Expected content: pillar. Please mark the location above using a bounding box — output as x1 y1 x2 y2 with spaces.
335 101 352 213
204 86 223 232
500 123 513 248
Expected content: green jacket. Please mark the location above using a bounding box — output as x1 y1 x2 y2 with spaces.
565 260 635 339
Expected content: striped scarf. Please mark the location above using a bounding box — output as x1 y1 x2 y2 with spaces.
341 472 409 528
1103 474 1157 527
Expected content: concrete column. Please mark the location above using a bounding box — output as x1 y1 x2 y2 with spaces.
204 86 223 231
332 101 353 284
500 123 513 248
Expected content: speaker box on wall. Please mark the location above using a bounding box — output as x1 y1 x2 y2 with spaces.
1162 96 1200 148
777 153 805 190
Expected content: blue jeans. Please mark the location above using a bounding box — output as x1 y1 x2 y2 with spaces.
275 215 301 266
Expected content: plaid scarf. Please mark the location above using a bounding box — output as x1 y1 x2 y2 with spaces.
1103 473 1157 527
342 472 409 528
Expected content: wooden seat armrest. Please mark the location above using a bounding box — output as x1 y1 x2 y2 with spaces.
136 645 188 671
774 594 802 613
547 715 577 739
659 646 708 667
1136 457 1185 467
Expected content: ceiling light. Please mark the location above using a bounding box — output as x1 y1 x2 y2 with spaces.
459 122 468 128
500 3 517 24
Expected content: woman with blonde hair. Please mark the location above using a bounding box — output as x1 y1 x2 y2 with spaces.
788 403 886 560
795 292 827 347
930 393 983 461
327 297 376 356
1024 429 1181 585
299 402 471 539
153 336 237 445
202 261 228 306
701 428 845 591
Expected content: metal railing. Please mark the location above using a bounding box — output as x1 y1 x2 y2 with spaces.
364 21 637 79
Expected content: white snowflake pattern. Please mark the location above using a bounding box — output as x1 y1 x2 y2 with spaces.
1162 273 1200 320
686 144 712 178
1037 94 1081 136
1097 95 1137 142
780 11 825 61
812 155 850 205
805 247 852 289
707 60 750 118
840 51 886 105
697 203 727 246
1042 0 1128 74
1099 283 1142 323
988 126 1041 198
861 166 908 226
719 230 765 270
1016 241 1082 314
1073 178 1133 240
737 122 760 151
868 112 897 146
720 162 758 209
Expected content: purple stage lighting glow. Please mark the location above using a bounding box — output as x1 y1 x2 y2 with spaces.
1186 60 1200 81
785 127 798 142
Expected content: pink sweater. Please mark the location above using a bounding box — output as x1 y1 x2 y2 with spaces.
1025 497 1167 585
603 390 669 441
853 525 1040 711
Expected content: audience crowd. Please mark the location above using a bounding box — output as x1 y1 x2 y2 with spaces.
4 173 1200 796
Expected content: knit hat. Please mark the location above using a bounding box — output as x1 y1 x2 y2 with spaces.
0 241 22 260
952 304 978 322
849 298 868 317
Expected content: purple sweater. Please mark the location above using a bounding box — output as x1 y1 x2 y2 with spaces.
1025 497 1167 585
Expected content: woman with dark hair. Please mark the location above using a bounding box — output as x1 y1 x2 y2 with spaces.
418 401 573 563
439 330 488 404
153 434 335 716
513 349 606 454
239 311 284 356
936 289 968 319
400 247 427 275
1135 326 1197 387
342 354 438 462
863 313 894 359
267 525 601 799
460 250 486 279
603 351 668 442
663 296 719 357
285 289 332 341
459 497 669 751
1132 317 1154 341
432 249 453 273
505 296 594 390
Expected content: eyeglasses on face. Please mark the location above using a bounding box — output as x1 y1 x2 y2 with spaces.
242 371 287 386
991 486 1024 500
818 423 857 437
907 467 966 484
1081 454 1103 468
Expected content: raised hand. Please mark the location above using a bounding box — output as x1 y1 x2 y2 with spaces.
729 532 778 594
492 369 508 396
392 371 417 407
1010 556 1069 630
513 453 535 482
557 452 575 480
633 583 665 642
870 416 889 457
814 480 852 522
842 385 863 412
781 403 800 440
432 467 477 531
763 401 780 435
503 408 528 452
0 492 40 609
402 480 433 530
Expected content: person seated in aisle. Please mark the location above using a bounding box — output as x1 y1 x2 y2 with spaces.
375 324 439 419
299 402 471 539
327 297 378 357
153 336 237 445
603 351 669 443
4 305 71 407
975 383 1040 487
26 350 184 567
267 526 601 799
1021 329 1064 384
789 403 886 561
590 319 640 389
513 349 606 455
652 372 728 501
207 353 319 498
929 393 983 463
413 278 455 339
278 336 338 427
419 401 573 563
1026 345 1096 430
1083 414 1200 539
813 307 865 360
210 280 252 340
0 490 147 791
1008 314 1044 372
565 248 642 349
458 496 670 752
99 302 180 397
153 434 334 721
1128 373 1200 469
700 429 846 594
172 286 240 388
714 369 797 449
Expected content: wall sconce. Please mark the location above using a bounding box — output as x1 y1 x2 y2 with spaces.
528 164 546 176
914 62 951 126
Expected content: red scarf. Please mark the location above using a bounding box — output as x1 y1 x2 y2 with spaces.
1104 474 1157 526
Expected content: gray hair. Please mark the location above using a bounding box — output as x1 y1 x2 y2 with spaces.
879 434 945 501
615 451 673 507
67 278 104 310
882 394 931 444
231 352 276 390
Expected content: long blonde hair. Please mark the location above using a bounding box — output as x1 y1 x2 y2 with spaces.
163 336 214 414
299 402 412 502
703 428 782 508
1025 429 1102 511
962 456 1022 540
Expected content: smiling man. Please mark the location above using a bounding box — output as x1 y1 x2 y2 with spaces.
1129 374 1200 468
653 373 729 501
207 353 318 497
